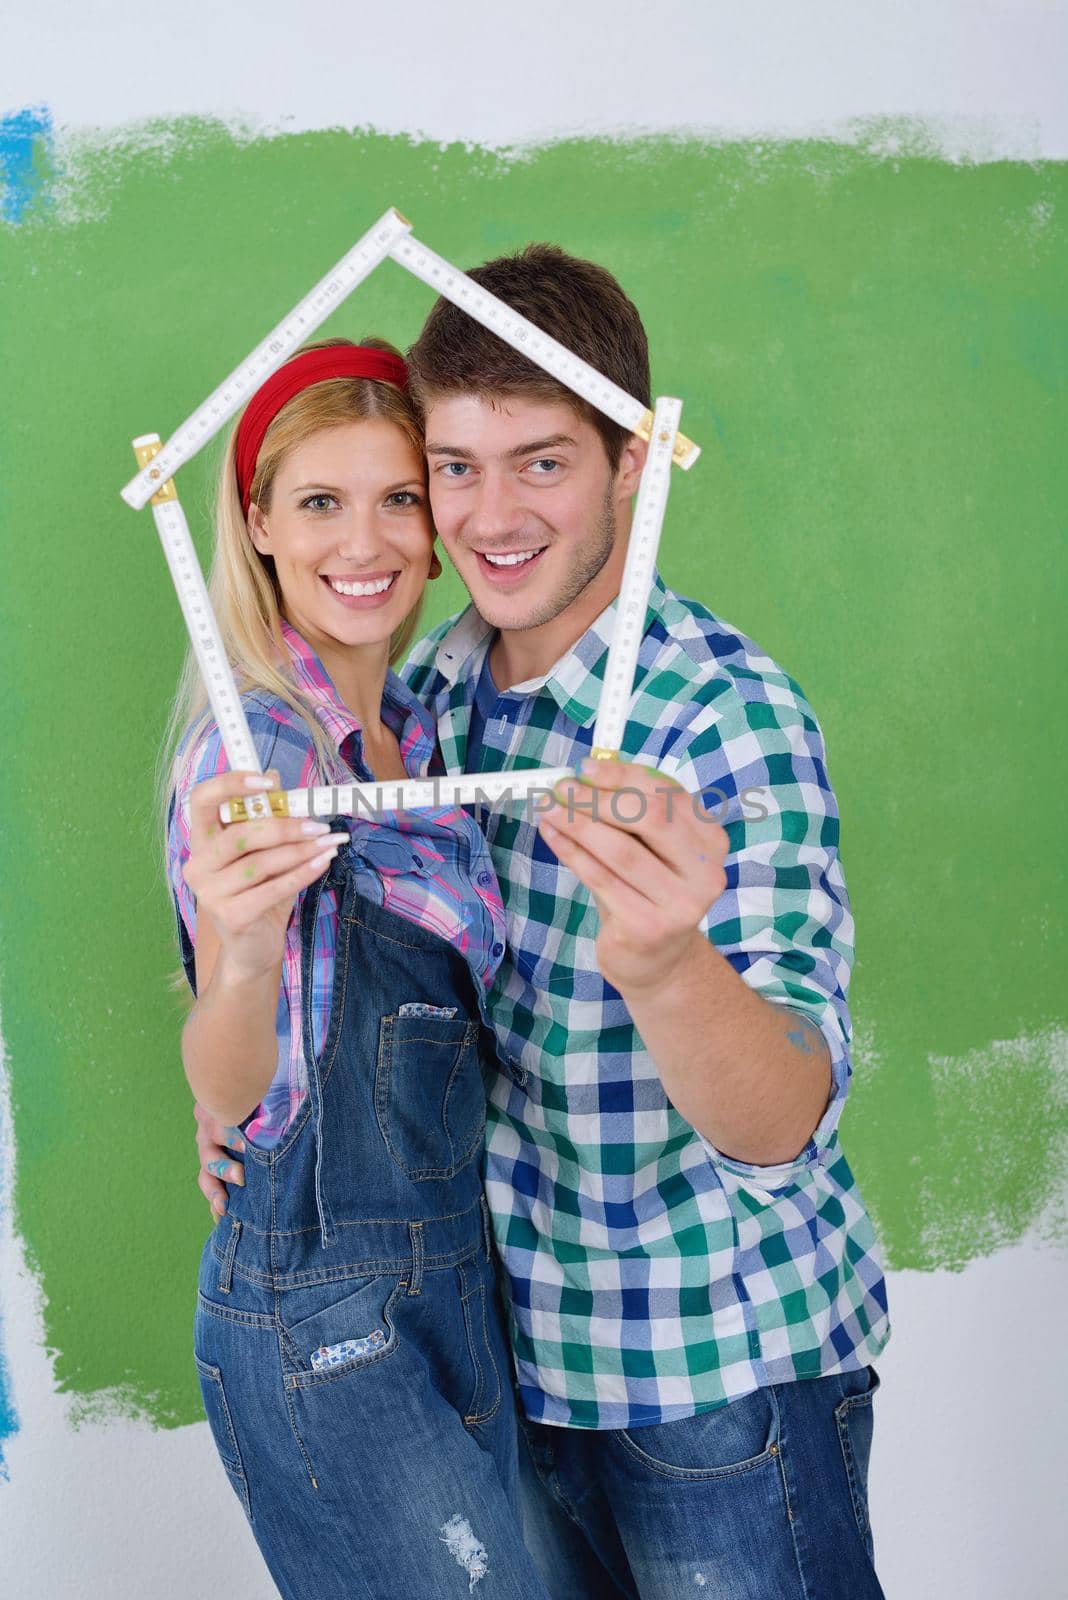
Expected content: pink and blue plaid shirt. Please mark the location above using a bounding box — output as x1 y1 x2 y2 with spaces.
165 619 507 1149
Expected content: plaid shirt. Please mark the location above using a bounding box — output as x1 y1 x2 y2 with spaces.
402 568 891 1429
166 619 507 1149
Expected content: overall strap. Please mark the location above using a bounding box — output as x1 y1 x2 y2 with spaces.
297 827 350 1250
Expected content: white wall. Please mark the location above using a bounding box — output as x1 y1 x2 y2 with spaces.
3 0 1066 156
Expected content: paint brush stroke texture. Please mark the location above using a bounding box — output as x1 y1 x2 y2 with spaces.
0 1064 20 1477
0 115 1063 1428
0 105 54 223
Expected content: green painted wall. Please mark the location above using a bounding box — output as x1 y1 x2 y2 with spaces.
1 122 1064 1427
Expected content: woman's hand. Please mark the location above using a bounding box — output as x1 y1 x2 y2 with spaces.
183 769 347 985
195 1102 246 1220
179 769 347 1129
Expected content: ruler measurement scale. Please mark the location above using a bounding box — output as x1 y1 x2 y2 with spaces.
121 209 413 510
123 209 698 512
227 399 682 821
591 397 681 757
121 206 699 824
387 237 700 471
221 768 579 825
131 437 274 820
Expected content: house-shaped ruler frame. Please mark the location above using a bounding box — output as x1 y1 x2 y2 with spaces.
120 207 700 825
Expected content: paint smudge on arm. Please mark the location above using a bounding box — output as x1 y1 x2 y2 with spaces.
785 1015 826 1058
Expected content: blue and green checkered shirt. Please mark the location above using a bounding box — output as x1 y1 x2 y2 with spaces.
402 568 890 1429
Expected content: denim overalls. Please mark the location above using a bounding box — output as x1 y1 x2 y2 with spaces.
193 833 552 1599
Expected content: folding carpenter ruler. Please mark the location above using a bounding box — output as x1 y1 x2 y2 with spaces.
121 208 696 824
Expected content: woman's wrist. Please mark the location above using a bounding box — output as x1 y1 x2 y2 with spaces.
211 940 283 993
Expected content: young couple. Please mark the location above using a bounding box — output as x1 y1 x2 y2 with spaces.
166 243 890 1599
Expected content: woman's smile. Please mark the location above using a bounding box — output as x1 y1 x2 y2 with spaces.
321 570 401 606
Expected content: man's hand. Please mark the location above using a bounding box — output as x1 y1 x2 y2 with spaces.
195 1101 246 1220
537 760 728 995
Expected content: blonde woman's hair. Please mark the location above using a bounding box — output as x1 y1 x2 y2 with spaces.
155 336 428 896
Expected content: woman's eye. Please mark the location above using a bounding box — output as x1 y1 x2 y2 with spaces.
301 494 337 512
386 491 422 508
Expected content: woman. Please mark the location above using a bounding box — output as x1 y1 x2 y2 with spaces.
163 338 552 1598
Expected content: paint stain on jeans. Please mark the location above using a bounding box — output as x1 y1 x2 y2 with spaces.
439 1514 488 1592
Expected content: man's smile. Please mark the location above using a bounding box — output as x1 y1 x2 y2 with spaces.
473 545 549 584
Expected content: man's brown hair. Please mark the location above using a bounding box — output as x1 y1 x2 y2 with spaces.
407 243 651 472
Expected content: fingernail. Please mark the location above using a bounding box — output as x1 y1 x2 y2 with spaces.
301 821 332 836
211 1196 225 1217
230 1165 244 1185
244 774 268 789
224 1128 245 1151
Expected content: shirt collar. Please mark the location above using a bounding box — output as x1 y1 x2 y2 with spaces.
433 568 673 729
278 617 435 773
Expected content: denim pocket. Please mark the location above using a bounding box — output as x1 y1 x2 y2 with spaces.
375 1013 485 1180
835 1364 880 1560
456 1253 502 1428
278 1277 402 1390
193 1354 252 1520
614 1384 781 1480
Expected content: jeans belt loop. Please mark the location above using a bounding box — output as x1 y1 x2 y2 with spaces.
480 1193 493 1260
217 1215 242 1295
407 1220 424 1296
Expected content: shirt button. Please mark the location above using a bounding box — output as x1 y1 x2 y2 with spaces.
477 871 493 886
491 942 504 958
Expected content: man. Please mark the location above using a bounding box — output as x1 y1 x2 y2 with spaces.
198 244 890 1598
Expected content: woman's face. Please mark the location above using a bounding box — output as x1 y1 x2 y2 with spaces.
248 418 433 652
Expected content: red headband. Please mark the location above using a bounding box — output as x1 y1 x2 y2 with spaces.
234 345 410 515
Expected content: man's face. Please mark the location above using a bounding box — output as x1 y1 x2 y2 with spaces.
424 394 631 635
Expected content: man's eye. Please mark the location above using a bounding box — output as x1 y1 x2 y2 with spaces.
439 462 470 478
301 494 337 511
528 459 560 475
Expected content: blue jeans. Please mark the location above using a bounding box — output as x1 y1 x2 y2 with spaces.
193 846 553 1598
514 1365 885 1599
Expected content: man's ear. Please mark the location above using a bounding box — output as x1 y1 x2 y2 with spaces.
247 501 270 555
615 433 648 499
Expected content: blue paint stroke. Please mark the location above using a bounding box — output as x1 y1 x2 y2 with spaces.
0 104 54 225
0 1336 17 1482
0 1085 20 1479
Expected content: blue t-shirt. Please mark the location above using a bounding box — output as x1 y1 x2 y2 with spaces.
465 645 502 771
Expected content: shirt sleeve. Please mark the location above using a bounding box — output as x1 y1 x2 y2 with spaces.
663 674 856 1187
165 723 230 995
163 701 296 996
